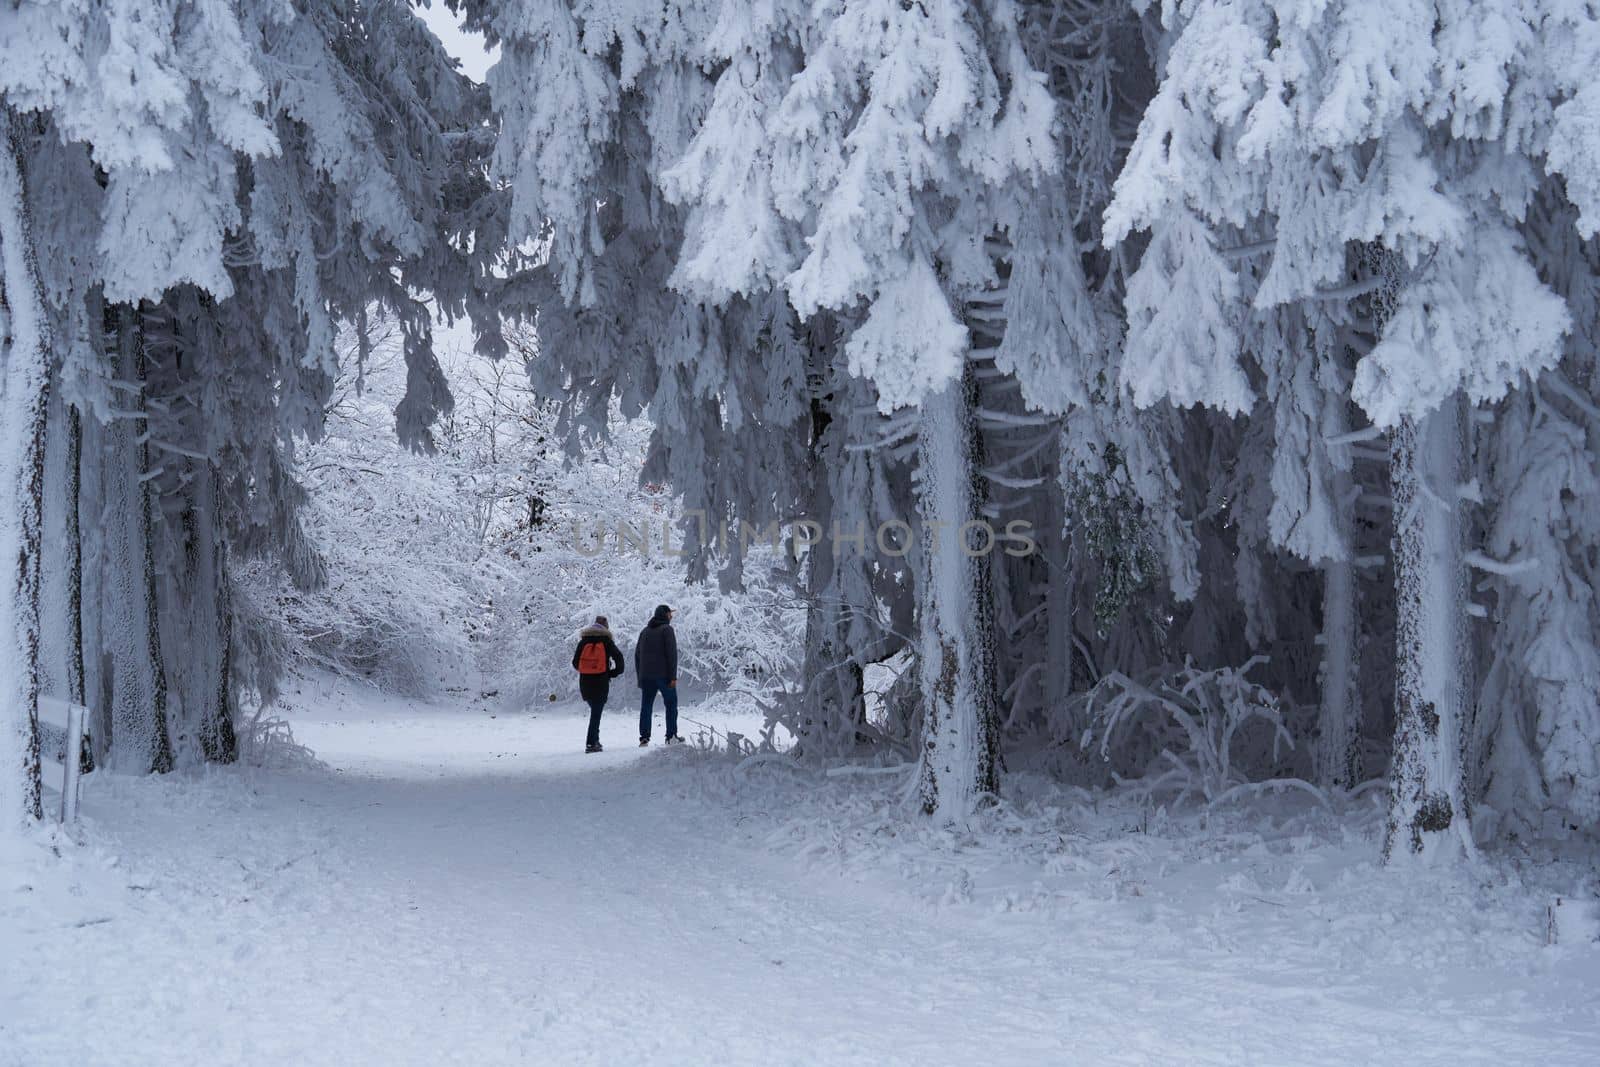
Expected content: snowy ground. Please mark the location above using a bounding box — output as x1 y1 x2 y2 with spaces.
5 675 1599 1065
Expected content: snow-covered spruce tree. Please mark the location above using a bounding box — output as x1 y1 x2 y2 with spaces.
705 0 1055 817
2 0 502 789
1466 5 1600 839
449 0 713 472
196 0 505 711
0 112 51 827
1478 184 1600 839
998 2 1225 752
1105 0 1576 859
2 0 281 775
652 2 919 756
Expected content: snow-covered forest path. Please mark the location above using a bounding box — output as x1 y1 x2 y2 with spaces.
7 679 1596 1065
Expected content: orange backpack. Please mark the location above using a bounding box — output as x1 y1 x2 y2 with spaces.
577 639 609 675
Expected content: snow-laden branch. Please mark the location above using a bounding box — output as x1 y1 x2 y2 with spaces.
846 421 920 452
980 470 1045 489
975 408 1059 428
151 440 211 461
1219 237 1277 260
1313 274 1391 301
1542 371 1600 423
983 432 1058 476
1464 550 1539 577
1324 425 1384 447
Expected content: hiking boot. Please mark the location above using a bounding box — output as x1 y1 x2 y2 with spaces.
665 735 685 746
639 737 650 747
586 742 603 754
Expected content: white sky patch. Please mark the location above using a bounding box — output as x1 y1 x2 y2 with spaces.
413 1 497 83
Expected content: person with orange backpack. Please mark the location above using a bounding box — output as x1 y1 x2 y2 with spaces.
573 616 625 752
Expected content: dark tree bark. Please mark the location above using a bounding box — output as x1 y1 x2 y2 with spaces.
200 467 237 764
66 404 85 710
1384 398 1473 862
137 320 174 775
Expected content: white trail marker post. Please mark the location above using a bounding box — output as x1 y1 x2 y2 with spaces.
38 695 93 824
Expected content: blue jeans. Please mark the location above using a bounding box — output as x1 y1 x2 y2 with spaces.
639 677 678 740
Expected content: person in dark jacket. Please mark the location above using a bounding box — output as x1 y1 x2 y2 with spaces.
573 616 625 752
635 604 679 745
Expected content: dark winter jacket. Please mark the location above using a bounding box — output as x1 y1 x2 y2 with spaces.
573 625 625 701
634 613 678 685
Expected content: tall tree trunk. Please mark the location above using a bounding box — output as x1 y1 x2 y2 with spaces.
101 306 167 772
208 549 238 764
1316 385 1361 790
1313 368 1363 791
798 397 842 752
1040 434 1076 714
198 464 236 763
63 401 95 776
797 393 871 755
66 404 85 709
1384 396 1473 861
134 315 173 774
915 363 1000 819
1317 551 1361 790
0 113 50 826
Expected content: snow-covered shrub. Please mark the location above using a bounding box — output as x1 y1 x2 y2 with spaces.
235 703 322 773
236 450 487 695
236 327 490 695
1078 658 1320 806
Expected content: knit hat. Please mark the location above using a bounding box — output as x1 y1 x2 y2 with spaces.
594 615 609 627
652 604 672 621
